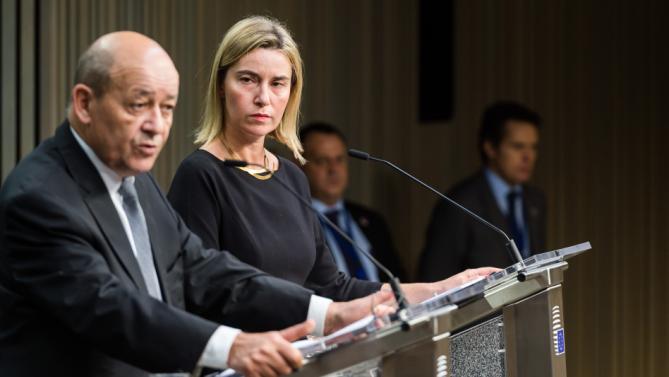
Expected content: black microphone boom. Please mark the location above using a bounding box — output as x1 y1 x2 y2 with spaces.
347 149 524 264
221 159 411 313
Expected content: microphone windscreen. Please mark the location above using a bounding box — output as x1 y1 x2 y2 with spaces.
348 149 370 160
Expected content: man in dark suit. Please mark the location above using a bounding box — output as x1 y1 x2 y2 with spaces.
299 122 407 282
418 101 547 281
0 31 388 377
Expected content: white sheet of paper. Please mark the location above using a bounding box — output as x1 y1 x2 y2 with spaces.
293 314 375 354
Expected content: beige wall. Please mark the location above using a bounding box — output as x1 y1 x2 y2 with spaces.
3 0 668 375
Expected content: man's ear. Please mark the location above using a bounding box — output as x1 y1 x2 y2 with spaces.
483 140 497 161
71 84 96 124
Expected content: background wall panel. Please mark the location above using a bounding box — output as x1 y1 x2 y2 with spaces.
1 0 38 182
1 0 667 375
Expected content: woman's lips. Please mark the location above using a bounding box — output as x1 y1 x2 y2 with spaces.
250 114 271 121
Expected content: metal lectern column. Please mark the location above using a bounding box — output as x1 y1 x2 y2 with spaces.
503 284 567 377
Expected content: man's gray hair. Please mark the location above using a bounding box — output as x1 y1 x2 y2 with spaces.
73 46 114 97
66 45 114 115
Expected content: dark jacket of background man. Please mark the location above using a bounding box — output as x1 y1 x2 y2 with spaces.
299 122 407 282
418 101 547 281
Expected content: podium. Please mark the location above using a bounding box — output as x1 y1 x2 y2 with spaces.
291 242 591 377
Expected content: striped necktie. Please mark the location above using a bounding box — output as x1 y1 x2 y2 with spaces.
324 210 368 280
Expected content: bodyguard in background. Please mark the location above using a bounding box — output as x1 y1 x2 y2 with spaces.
418 101 547 281
299 122 407 282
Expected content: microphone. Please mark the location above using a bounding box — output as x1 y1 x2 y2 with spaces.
348 149 525 264
221 159 411 315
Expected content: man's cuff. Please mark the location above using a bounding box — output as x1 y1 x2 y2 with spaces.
198 325 242 369
307 294 333 336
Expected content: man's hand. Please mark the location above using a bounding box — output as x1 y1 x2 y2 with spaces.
228 320 314 377
323 289 395 335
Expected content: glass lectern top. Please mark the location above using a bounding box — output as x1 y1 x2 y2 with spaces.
409 242 593 318
486 241 592 286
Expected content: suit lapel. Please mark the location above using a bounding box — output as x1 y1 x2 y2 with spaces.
134 175 173 305
345 201 370 238
476 171 522 264
85 193 149 293
55 122 148 293
478 173 510 234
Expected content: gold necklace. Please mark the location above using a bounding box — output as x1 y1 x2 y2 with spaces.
219 135 274 180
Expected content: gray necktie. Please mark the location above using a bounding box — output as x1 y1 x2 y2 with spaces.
118 178 163 300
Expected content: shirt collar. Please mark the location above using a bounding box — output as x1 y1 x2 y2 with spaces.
311 198 345 214
69 125 130 194
484 168 522 206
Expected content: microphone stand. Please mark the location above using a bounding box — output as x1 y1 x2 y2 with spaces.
348 149 524 265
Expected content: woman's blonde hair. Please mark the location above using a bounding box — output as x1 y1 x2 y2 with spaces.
196 15 305 163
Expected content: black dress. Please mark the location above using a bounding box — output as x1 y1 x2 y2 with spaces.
167 150 381 301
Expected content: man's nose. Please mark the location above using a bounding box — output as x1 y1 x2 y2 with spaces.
523 149 537 163
143 106 167 134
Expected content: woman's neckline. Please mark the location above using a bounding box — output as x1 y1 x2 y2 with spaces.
198 148 282 180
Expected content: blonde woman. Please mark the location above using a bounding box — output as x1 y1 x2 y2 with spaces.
168 16 496 325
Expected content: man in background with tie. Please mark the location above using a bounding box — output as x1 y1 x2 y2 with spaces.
299 122 407 282
418 101 547 281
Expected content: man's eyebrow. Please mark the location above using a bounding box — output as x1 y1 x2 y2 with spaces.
128 88 155 97
127 87 177 101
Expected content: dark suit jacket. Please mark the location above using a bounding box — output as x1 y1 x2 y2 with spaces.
345 201 407 282
418 171 546 281
0 122 313 377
